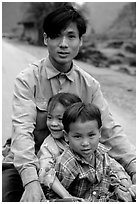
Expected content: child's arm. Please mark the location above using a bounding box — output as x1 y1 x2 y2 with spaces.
51 176 72 198
38 144 80 199
51 176 85 201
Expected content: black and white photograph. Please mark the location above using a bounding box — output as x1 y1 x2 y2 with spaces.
2 1 136 202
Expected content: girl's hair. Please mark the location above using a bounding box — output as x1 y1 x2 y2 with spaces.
47 93 82 113
63 102 102 133
43 5 87 38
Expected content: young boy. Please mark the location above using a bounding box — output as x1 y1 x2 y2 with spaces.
54 102 135 202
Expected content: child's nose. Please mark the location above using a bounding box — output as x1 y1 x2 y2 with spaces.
51 119 58 126
82 138 89 146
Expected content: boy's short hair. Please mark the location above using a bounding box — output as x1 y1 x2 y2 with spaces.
47 92 82 113
63 102 102 133
43 5 87 38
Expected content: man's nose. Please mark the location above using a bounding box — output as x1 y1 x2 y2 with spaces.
59 36 68 48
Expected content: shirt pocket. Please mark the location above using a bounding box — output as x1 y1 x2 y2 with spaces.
36 98 48 111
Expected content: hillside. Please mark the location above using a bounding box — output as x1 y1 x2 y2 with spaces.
82 2 129 34
106 2 136 40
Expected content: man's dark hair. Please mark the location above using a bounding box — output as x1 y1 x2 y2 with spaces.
63 102 102 133
43 5 87 38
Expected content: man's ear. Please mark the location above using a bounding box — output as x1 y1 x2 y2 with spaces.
63 130 69 143
43 32 48 46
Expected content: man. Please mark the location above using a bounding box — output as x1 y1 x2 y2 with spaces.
2 5 136 202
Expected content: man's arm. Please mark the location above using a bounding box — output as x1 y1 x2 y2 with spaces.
11 69 39 187
92 81 136 176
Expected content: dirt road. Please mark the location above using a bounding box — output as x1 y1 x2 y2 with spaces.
2 39 136 146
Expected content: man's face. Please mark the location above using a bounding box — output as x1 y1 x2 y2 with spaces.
44 23 82 71
65 119 101 162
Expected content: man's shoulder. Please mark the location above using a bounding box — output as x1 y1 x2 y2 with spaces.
31 58 46 68
73 61 99 84
17 58 47 76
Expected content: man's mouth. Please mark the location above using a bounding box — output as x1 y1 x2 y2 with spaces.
58 52 69 57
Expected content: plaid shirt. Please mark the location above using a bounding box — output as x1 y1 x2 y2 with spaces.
55 143 128 201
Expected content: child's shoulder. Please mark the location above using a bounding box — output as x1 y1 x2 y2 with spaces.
97 143 111 154
42 134 55 146
57 147 76 164
40 134 60 155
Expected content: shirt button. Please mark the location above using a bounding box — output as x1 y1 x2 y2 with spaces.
93 191 96 196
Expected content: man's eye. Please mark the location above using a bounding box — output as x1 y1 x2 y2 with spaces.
58 118 62 121
69 35 76 39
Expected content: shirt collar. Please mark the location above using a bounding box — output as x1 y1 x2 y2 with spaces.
45 56 75 82
69 144 108 168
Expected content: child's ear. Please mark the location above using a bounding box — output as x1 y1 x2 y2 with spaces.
63 130 69 143
99 127 102 138
79 37 83 47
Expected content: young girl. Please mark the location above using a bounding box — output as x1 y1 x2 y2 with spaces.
37 92 83 200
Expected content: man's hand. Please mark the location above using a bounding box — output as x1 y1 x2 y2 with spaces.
128 173 136 201
20 180 47 202
128 185 136 201
39 168 46 184
115 185 132 202
132 173 136 184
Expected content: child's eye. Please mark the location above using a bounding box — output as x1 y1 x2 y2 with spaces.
89 133 96 138
47 115 52 120
74 135 81 139
58 117 63 121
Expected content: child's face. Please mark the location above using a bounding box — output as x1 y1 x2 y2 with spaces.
47 103 65 139
65 119 101 161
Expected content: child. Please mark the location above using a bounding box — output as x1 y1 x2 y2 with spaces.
37 92 83 201
54 102 135 202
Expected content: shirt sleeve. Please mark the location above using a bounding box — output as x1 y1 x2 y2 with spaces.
106 154 132 183
55 156 77 190
38 140 56 187
11 66 39 187
91 81 136 177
